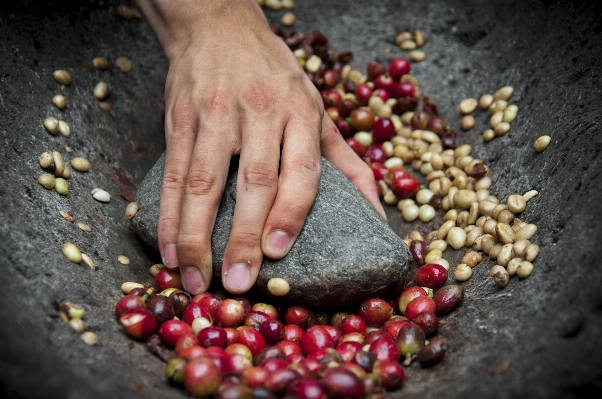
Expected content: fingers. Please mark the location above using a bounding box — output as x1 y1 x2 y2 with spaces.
320 115 387 219
158 102 197 269
221 115 284 294
175 117 233 295
261 113 322 260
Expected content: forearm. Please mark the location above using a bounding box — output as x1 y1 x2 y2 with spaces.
133 0 268 61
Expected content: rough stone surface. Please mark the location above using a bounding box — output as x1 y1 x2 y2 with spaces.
133 154 411 307
1 1 602 399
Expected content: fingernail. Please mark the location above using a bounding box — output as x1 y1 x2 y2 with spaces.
266 230 290 258
225 263 250 292
162 244 178 268
182 267 204 294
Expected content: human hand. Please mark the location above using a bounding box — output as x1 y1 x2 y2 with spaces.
135 0 385 295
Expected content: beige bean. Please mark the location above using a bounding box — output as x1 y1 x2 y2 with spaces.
44 117 59 135
513 240 530 257
38 173 55 189
58 120 70 137
483 129 496 142
495 223 515 244
384 157 403 169
515 224 538 241
534 135 551 152
494 122 511 136
472 235 485 251
492 204 509 220
476 215 491 228
496 209 514 225
454 264 473 281
400 40 417 50
468 202 480 225
454 189 477 209
437 220 456 240
125 202 139 220
121 282 144 294
493 86 514 101
268 278 291 296
482 219 498 235
507 258 522 276
517 261 534 278
447 227 467 250
497 243 514 266
461 115 475 131
462 251 483 268
53 70 71 85
428 240 447 252
503 105 518 123
432 258 450 270
81 253 95 270
480 94 493 109
490 265 506 277
93 82 109 100
522 243 540 262
354 131 372 147
488 243 503 259
55 177 68 195
507 194 526 214
493 268 510 288
465 226 484 247
419 205 436 222
70 157 90 172
459 98 478 114
523 190 539 203
62 165 71 179
457 211 470 228
52 94 67 109
402 204 419 222
425 249 443 264
92 57 109 70
489 100 508 114
409 50 426 62
62 242 82 263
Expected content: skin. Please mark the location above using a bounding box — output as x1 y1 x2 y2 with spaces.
134 0 385 296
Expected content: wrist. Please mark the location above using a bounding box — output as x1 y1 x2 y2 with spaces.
134 0 269 62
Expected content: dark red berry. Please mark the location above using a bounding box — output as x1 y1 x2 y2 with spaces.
158 319 193 347
412 312 439 337
341 315 367 335
335 118 353 138
370 162 388 181
259 319 285 345
242 310 270 330
251 303 279 321
322 325 342 347
234 326 267 356
363 144 386 163
417 337 448 367
415 264 448 289
410 240 427 265
183 357 222 398
366 61 386 81
223 353 252 374
373 88 390 101
384 321 410 340
197 326 227 348
384 166 410 187
372 360 404 390
432 284 464 315
114 295 146 319
358 298 394 327
182 302 212 326
388 57 411 80
389 81 416 99
300 325 334 356
391 175 420 199
287 378 329 399
284 306 316 330
283 324 305 343
368 337 401 362
321 367 365 399
354 83 373 105
147 295 175 326
373 74 394 91
174 332 199 355
155 269 183 292
119 308 157 341
214 299 245 328
264 368 301 396
191 293 221 318
178 345 207 361
372 117 395 143
243 366 269 388
399 286 428 315
276 339 302 357
404 297 437 321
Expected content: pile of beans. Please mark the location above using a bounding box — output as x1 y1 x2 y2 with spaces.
116 259 462 398
112 24 547 398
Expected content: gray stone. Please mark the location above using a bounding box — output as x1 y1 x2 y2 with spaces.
133 154 411 307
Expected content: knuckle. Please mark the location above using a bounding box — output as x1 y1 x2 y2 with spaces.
162 170 186 191
230 230 262 250
185 169 218 197
177 234 211 257
289 155 321 178
202 90 230 121
241 83 274 114
243 162 279 190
